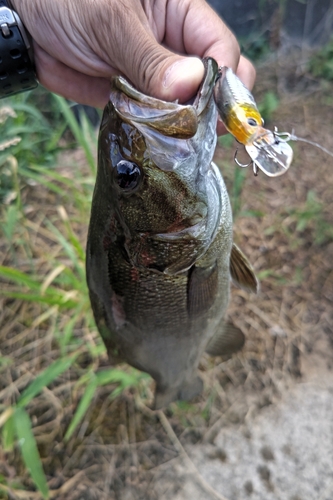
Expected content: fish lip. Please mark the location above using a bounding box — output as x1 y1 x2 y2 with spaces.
112 57 218 122
193 57 219 116
111 76 198 139
108 59 219 174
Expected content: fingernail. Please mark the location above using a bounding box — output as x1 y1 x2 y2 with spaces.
163 57 204 89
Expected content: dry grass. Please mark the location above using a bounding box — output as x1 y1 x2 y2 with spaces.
0 54 333 499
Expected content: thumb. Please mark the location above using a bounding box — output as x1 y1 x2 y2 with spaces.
161 57 205 103
117 30 204 103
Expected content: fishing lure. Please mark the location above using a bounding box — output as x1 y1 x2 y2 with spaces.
213 66 293 177
214 67 333 177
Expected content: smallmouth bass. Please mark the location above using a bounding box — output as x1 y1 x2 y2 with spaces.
86 58 257 409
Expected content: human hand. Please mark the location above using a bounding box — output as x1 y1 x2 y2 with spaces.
11 0 255 133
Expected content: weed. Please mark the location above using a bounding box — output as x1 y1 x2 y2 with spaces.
265 190 333 248
0 94 143 499
308 37 333 81
65 367 149 441
216 156 249 220
258 91 279 124
231 166 248 218
0 90 65 202
240 33 271 62
218 133 235 150
287 190 333 245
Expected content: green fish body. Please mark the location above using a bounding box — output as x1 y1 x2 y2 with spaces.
86 58 257 409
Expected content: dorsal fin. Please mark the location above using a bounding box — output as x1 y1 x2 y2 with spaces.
230 243 259 293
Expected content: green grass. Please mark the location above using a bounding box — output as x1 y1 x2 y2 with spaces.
240 33 271 63
308 36 333 81
0 91 147 499
286 190 333 245
0 90 65 203
258 91 279 124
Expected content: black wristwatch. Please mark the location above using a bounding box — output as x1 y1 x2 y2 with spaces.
0 0 38 97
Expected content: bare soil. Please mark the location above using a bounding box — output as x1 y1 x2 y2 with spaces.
1 51 333 499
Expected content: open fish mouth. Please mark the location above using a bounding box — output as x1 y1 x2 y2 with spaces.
111 57 219 133
108 58 219 174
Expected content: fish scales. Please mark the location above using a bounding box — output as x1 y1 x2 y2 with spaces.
86 58 257 409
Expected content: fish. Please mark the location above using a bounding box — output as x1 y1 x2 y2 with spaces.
86 57 258 409
213 66 294 177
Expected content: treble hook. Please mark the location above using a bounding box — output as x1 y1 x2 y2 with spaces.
234 147 252 168
234 147 259 176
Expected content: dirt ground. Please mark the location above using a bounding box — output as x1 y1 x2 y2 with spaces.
1 50 333 499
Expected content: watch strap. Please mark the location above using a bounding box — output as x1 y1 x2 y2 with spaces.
0 0 38 97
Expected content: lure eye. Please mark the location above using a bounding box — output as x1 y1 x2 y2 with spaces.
247 118 258 127
115 160 141 191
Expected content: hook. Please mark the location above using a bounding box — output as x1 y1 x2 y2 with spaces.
234 148 252 168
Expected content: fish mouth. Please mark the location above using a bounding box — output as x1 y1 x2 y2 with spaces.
111 76 198 140
106 60 220 178
111 58 218 131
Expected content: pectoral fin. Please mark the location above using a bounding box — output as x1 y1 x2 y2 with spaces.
187 262 218 318
230 243 259 293
205 321 245 357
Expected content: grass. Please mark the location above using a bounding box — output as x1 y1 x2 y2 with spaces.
0 90 65 204
217 136 248 219
308 36 333 81
0 91 147 499
285 190 333 245
262 189 333 248
257 91 279 124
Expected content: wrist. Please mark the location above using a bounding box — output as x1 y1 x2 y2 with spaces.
0 0 38 97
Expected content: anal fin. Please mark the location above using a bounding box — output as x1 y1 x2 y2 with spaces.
205 320 245 357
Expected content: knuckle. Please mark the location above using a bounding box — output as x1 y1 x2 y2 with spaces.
127 37 173 97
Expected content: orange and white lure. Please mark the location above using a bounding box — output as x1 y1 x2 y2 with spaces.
214 66 293 177
213 66 333 177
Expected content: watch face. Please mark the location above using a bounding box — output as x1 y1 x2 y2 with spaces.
0 3 38 97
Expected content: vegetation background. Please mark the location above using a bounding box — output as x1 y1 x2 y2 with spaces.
1 4 333 499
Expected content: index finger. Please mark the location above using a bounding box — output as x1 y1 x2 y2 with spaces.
165 0 241 72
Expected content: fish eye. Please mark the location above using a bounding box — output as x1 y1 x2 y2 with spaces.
115 160 141 191
247 118 258 127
